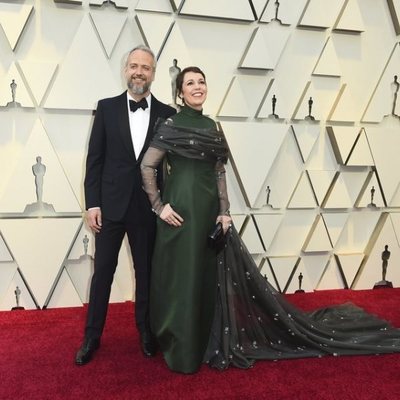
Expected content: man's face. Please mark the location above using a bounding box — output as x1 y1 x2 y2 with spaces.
124 50 155 98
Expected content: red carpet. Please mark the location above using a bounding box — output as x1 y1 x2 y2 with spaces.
1 289 400 400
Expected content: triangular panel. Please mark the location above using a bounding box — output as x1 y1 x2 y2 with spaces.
316 256 345 290
362 44 400 122
353 215 400 289
17 61 58 106
333 0 365 33
321 212 349 247
89 8 127 58
44 15 120 110
291 123 320 163
180 0 255 21
324 170 370 209
239 24 291 70
220 121 288 207
0 218 82 307
135 0 173 13
287 172 318 209
218 75 269 118
135 12 174 57
0 3 33 50
307 170 336 206
312 37 342 77
298 0 345 29
303 215 332 252
0 63 34 107
0 119 82 214
253 213 284 251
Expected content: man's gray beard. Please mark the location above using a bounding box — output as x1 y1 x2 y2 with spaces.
128 81 151 95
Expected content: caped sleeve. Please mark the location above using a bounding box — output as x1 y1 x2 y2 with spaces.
140 146 166 215
215 160 230 215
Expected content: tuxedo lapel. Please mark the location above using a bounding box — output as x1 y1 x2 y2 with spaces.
137 95 159 164
116 91 137 162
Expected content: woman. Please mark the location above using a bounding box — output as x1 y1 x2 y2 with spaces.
141 67 400 374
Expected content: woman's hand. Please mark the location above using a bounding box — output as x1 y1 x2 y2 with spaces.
216 215 232 234
160 203 184 227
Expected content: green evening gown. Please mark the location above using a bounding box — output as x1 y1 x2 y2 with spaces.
142 107 400 374
148 106 221 373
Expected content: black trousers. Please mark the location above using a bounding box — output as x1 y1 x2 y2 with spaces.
85 199 156 339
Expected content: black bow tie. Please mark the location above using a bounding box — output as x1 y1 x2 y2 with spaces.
129 98 148 112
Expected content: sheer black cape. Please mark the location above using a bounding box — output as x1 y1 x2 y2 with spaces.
205 227 400 370
150 118 228 163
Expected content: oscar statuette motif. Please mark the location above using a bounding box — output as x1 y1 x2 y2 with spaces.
373 245 393 289
12 286 24 310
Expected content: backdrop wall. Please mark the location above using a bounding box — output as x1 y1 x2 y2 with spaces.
0 0 399 310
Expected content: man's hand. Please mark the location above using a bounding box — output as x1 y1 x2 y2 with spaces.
86 208 102 233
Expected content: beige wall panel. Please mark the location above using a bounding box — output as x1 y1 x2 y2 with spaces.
299 0 345 29
334 0 365 32
353 215 400 289
292 123 320 163
89 8 127 58
312 37 342 77
260 0 308 25
0 119 81 213
287 172 318 209
240 217 265 254
220 121 288 208
268 256 298 292
153 18 252 115
0 218 82 307
356 174 385 209
253 213 284 251
135 0 172 13
0 0 399 303
316 256 345 290
46 268 83 308
17 60 58 106
0 110 37 197
362 44 400 122
0 269 38 311
336 253 364 287
306 129 337 171
135 12 174 58
0 3 33 51
218 75 269 118
225 162 248 214
366 123 400 205
44 15 121 110
335 211 381 254
322 212 349 247
303 215 332 252
324 169 370 209
0 63 35 107
0 262 17 305
260 131 304 209
180 0 254 21
41 112 93 209
267 210 315 256
307 170 336 206
239 24 291 70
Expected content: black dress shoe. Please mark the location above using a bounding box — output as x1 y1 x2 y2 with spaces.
140 331 158 357
75 338 100 366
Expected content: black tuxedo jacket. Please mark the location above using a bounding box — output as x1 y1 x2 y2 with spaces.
84 91 176 221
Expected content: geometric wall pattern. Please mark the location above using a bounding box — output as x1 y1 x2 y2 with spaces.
0 0 399 310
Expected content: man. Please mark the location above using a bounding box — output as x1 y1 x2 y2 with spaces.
75 45 176 365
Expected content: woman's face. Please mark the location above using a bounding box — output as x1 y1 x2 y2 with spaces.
179 71 207 110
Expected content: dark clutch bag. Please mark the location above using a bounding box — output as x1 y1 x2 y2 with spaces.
208 222 225 250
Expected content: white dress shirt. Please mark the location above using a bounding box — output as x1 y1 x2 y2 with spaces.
127 92 152 159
